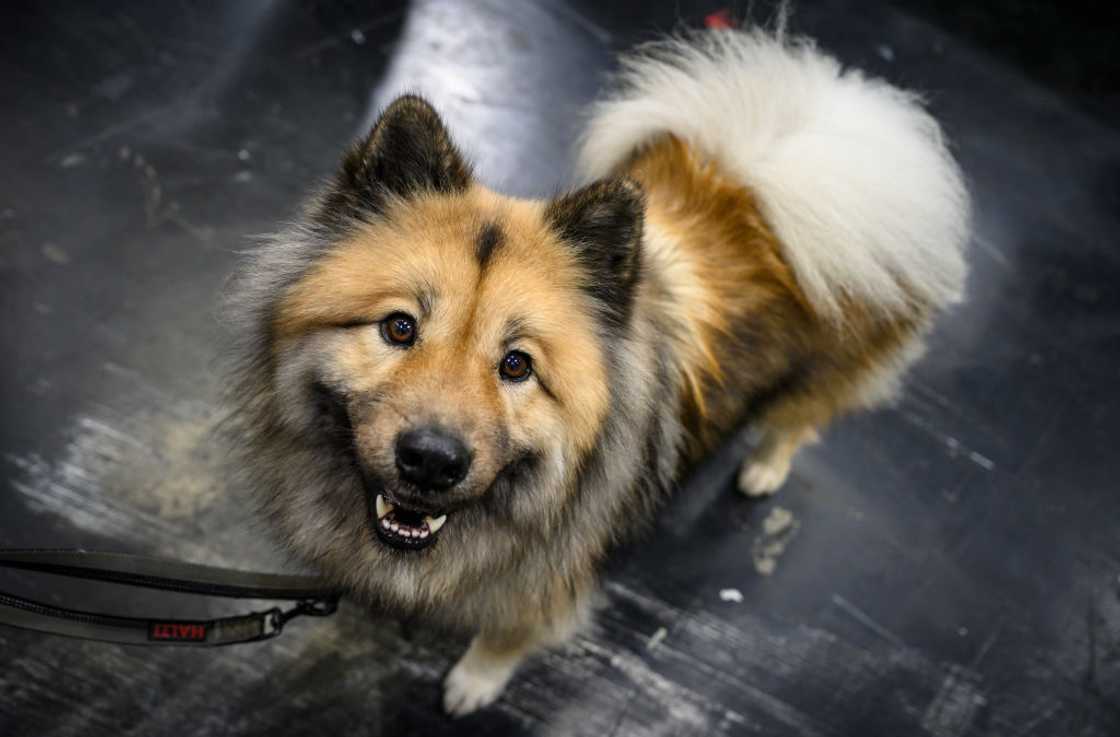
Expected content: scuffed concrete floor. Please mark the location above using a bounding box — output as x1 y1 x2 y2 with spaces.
2 1 1119 735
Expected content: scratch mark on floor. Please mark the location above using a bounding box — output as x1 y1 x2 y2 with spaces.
59 152 86 168
533 0 612 43
969 617 1005 669
1010 701 1062 737
967 450 996 471
974 232 1012 269
920 665 985 737
606 583 838 737
579 638 743 735
900 410 997 471
831 594 905 648
44 103 176 163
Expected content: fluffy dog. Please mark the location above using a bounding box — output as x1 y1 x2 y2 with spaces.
228 28 968 715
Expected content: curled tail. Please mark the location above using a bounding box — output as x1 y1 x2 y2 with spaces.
578 28 969 321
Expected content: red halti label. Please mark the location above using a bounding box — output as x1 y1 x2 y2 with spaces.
149 621 208 642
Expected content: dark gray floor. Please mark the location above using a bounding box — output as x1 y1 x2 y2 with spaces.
2 1 1119 735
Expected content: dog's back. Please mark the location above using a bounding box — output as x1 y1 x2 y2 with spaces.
579 29 970 493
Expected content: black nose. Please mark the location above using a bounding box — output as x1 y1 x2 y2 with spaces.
395 427 471 490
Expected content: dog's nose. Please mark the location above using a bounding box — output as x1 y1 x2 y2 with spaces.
395 427 471 490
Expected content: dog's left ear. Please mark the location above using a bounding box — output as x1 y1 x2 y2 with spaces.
545 178 645 329
338 94 472 213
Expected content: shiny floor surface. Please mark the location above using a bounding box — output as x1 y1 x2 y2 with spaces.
2 1 1119 735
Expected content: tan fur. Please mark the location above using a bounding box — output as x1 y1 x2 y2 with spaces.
276 187 611 468
624 136 926 464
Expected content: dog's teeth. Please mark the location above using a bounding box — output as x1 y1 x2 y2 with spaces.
425 514 447 533
419 530 429 539
390 522 399 532
381 518 390 528
375 495 393 519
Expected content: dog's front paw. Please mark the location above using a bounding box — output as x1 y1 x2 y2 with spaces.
442 652 513 717
737 457 791 496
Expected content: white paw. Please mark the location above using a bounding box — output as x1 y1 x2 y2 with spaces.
738 457 791 497
442 655 513 717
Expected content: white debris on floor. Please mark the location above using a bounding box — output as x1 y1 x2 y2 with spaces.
646 626 668 650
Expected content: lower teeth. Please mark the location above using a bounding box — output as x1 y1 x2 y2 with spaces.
376 496 446 542
382 514 428 539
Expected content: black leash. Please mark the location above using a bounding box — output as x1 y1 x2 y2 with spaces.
0 549 342 647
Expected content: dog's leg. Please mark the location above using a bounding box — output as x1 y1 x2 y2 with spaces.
443 629 533 716
443 600 584 717
737 424 818 497
736 336 923 497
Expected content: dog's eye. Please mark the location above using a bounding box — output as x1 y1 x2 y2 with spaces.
499 351 532 382
381 312 417 347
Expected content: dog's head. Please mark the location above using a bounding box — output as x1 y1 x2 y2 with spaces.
241 96 644 595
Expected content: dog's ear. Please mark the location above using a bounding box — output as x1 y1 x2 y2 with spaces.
545 178 645 329
337 94 472 213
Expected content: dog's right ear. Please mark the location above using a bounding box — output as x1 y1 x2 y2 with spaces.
333 95 473 217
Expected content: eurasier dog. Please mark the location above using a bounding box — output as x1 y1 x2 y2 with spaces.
229 28 968 715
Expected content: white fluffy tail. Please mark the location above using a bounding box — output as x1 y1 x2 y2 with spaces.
578 29 969 320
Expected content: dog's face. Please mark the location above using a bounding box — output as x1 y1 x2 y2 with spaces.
254 96 644 589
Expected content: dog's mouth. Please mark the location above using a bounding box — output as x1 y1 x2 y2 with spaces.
372 494 448 551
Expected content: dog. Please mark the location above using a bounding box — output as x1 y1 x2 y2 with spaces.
227 27 968 715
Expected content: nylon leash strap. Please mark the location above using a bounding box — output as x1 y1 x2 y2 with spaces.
0 549 342 647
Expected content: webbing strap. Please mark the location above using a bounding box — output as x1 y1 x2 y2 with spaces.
0 549 341 647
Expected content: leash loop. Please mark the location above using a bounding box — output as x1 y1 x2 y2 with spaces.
272 597 340 633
